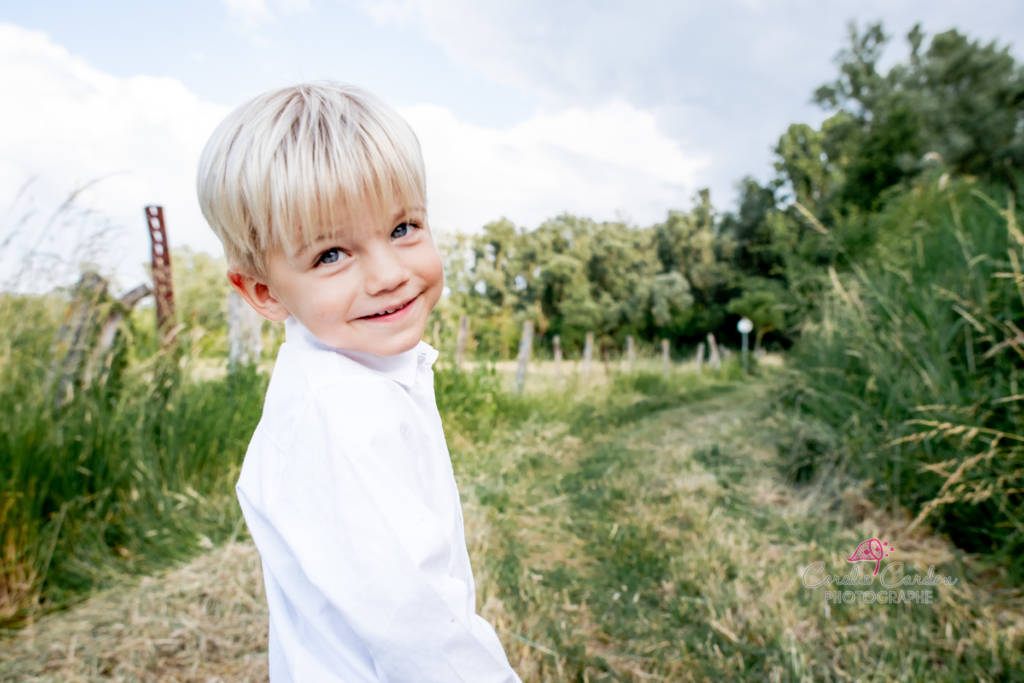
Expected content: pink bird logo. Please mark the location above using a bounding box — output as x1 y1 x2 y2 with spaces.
846 538 894 575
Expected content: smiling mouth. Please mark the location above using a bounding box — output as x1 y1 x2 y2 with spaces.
360 295 416 319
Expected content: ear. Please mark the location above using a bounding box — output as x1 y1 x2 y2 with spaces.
227 269 290 322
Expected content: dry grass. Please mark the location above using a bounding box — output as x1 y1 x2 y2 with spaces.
0 542 268 682
463 352 782 395
2 369 1019 681
461 379 1024 680
187 352 784 391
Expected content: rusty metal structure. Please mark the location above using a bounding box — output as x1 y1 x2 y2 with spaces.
145 205 176 335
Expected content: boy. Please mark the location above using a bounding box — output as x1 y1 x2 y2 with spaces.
196 82 521 682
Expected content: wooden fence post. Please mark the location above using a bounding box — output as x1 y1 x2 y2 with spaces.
625 335 635 372
516 320 534 393
695 341 705 374
553 334 562 377
53 274 152 406
661 338 670 376
83 284 151 386
707 332 721 370
582 331 594 377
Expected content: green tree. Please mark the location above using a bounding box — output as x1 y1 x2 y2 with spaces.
812 21 1024 209
654 190 739 338
719 176 784 277
170 246 231 356
726 277 787 350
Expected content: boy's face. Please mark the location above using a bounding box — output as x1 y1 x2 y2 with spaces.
234 196 443 357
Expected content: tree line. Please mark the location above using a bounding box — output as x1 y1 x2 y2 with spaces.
424 21 1023 361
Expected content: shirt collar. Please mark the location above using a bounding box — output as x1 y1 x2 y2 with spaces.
285 317 440 388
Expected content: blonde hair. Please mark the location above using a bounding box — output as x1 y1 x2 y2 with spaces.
197 82 426 277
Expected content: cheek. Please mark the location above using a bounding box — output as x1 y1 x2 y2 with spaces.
429 255 444 287
411 244 444 286
422 246 444 285
428 260 444 309
309 281 357 320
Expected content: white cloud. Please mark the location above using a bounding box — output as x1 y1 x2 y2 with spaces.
0 23 229 291
365 0 1024 104
1 21 706 294
402 101 708 233
362 0 1024 207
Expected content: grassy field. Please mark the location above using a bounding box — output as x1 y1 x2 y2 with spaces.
1 362 1020 681
779 183 1024 576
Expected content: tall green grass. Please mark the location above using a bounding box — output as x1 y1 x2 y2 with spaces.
0 299 595 627
779 175 1024 576
0 293 267 627
0 267 752 629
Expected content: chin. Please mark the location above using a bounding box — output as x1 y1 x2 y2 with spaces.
374 342 413 356
374 330 425 357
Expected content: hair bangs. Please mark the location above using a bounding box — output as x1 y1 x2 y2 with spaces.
197 82 426 277
270 103 426 259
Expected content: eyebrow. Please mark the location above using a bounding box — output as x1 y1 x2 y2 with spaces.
293 231 344 262
295 205 425 258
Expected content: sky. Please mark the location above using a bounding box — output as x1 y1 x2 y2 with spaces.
2 0 1023 292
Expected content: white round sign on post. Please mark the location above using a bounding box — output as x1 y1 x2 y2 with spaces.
737 317 753 334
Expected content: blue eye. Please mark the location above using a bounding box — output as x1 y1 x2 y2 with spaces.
391 222 415 239
317 247 344 266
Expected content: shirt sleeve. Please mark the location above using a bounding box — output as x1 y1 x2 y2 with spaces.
239 381 520 683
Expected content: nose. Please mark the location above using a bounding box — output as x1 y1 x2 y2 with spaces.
363 243 409 295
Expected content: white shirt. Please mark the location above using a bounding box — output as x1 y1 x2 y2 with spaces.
236 317 521 682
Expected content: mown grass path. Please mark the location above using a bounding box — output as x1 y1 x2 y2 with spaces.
2 373 1021 681
463 376 1022 681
